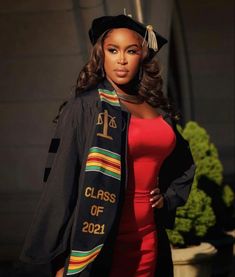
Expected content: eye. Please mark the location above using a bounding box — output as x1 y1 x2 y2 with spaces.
128 49 138 54
107 48 118 54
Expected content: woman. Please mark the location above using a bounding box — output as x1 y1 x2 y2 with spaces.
20 14 195 277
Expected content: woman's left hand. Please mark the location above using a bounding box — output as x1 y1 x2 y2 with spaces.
150 187 164 209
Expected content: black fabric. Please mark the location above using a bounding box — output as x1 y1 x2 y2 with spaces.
51 250 70 276
88 14 167 54
155 227 174 277
20 97 81 264
155 122 196 228
43 167 51 183
43 137 60 182
48 138 60 153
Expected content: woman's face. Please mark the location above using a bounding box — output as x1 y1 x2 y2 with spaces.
103 28 143 86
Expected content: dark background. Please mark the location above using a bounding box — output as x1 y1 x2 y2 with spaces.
0 0 234 275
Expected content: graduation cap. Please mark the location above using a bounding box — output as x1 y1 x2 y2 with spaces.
88 14 167 58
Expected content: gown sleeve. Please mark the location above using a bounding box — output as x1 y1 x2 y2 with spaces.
20 96 82 264
156 122 196 229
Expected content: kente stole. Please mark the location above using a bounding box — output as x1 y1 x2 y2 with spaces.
65 88 122 275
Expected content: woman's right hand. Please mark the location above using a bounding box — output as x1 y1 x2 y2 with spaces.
150 187 164 208
150 177 164 209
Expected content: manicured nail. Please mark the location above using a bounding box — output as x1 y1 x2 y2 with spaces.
150 198 153 202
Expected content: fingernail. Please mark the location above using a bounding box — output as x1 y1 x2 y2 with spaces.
150 198 153 202
151 204 155 208
150 191 154 195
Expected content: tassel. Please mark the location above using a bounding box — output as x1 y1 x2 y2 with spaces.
142 25 158 52
123 8 132 18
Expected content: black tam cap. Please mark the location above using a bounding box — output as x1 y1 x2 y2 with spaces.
88 14 167 57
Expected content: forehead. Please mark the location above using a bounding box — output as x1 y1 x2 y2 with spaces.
104 28 142 45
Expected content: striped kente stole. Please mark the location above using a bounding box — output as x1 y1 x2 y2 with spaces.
65 88 122 276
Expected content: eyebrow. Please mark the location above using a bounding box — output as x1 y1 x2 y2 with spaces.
105 43 140 49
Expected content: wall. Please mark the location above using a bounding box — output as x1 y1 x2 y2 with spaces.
0 0 86 260
178 0 234 177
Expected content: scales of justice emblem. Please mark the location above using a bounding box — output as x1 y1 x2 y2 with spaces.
96 109 117 140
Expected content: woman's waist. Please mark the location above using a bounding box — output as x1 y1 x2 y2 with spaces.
119 199 156 230
124 190 154 203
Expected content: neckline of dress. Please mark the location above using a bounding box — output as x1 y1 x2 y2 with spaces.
131 114 163 120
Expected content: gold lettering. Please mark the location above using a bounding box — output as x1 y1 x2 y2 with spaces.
110 193 116 203
82 221 105 235
97 206 104 216
90 205 98 216
85 187 92 197
103 191 110 202
90 205 104 216
90 187 97 199
97 189 104 199
84 186 116 204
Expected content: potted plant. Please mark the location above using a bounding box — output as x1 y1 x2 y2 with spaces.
167 121 235 277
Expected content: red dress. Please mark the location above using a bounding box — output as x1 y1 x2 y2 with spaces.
109 115 176 277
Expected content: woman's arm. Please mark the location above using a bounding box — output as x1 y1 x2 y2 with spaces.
154 124 196 228
161 130 195 211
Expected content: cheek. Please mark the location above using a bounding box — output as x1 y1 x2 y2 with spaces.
103 54 115 73
129 57 142 74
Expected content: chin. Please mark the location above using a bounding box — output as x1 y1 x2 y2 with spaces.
115 80 130 85
112 76 134 86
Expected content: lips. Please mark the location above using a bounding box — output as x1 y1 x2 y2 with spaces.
114 68 129 77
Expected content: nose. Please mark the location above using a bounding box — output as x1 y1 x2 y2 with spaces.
117 53 127 65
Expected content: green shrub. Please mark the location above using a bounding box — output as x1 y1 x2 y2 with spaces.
167 121 234 247
167 182 216 246
223 185 235 207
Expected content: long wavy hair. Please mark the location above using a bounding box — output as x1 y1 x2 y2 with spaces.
54 29 179 122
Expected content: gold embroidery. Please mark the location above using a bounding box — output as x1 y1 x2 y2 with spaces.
90 205 104 216
96 110 117 140
82 221 105 234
